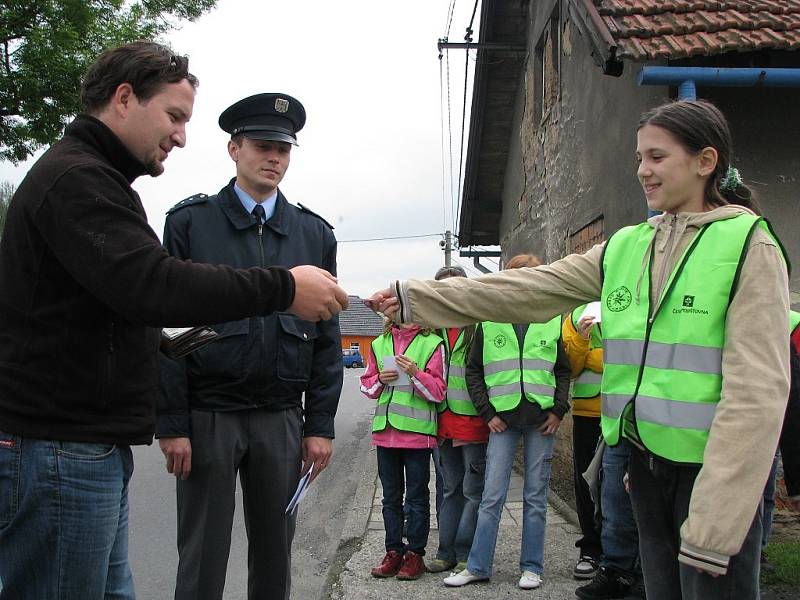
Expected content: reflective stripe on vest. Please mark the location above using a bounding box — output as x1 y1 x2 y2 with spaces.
481 318 561 412
570 304 603 399
438 328 478 416
371 331 442 435
600 215 783 464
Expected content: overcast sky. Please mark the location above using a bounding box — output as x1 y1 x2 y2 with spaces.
0 0 499 297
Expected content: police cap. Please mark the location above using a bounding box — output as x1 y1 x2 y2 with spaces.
218 93 306 145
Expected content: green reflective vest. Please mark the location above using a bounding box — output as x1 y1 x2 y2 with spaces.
438 328 478 416
481 317 561 412
570 305 603 399
791 310 800 335
371 330 443 435
601 214 786 464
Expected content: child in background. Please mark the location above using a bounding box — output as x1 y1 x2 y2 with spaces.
563 305 604 580
444 254 571 590
426 265 490 574
360 320 446 580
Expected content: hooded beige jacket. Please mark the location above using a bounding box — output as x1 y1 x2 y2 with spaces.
393 205 789 575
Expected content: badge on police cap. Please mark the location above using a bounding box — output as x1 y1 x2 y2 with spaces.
218 93 306 146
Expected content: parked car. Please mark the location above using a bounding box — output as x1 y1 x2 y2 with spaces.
342 348 364 368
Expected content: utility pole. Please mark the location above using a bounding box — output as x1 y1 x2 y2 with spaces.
444 230 452 266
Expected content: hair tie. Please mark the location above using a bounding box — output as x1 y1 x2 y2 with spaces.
719 166 742 192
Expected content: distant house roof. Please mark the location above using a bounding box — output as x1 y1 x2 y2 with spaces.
339 296 385 337
595 0 800 62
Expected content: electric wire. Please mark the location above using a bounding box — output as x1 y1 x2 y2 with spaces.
454 0 481 240
338 233 442 243
445 0 457 38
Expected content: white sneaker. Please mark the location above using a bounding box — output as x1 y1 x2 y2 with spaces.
519 570 542 589
443 568 488 587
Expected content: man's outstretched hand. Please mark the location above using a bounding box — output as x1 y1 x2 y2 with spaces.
289 265 349 321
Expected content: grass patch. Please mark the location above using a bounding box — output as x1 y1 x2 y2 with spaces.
762 542 800 586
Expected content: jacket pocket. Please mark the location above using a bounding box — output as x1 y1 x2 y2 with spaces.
189 319 250 379
0 431 21 526
277 313 318 383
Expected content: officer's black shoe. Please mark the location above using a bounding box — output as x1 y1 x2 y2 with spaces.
575 567 634 599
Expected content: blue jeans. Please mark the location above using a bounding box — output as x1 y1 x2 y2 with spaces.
408 446 443 528
467 426 554 578
761 452 779 548
377 446 431 555
436 440 487 563
600 440 639 574
0 431 135 600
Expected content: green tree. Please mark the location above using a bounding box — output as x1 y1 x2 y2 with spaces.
0 181 15 239
1 0 217 163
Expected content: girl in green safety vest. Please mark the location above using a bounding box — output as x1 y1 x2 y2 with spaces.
359 318 446 580
368 100 791 600
426 265 490 575
443 255 571 591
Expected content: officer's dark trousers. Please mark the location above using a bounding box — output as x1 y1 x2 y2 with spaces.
174 406 302 600
628 447 762 600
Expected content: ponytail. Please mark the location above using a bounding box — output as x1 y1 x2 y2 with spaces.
709 165 762 215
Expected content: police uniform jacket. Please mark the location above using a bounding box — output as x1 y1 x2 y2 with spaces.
156 180 342 439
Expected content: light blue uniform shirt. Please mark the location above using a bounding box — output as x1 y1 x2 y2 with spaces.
233 183 278 222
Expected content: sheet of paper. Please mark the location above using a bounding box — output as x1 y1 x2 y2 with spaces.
382 355 410 386
285 463 314 515
580 301 602 323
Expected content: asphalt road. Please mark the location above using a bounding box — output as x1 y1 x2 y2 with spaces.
128 368 373 599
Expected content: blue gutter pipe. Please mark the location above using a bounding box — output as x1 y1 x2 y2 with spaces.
637 66 800 90
638 66 800 216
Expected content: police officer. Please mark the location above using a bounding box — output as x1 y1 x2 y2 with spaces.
157 93 343 600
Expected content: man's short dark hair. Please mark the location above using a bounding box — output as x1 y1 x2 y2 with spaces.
80 41 199 114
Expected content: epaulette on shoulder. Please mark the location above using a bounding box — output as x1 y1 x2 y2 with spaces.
297 202 334 230
166 193 209 215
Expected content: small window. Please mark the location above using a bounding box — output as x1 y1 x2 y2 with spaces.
567 216 604 255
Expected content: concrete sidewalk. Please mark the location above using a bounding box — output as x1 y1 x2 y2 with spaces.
327 446 584 599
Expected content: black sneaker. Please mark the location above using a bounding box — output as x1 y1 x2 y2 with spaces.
575 568 634 600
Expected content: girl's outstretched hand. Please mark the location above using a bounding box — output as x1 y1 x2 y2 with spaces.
394 354 418 377
365 289 399 318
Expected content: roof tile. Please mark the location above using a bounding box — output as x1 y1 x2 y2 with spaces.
598 0 800 60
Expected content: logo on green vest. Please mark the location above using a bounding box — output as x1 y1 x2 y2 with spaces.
606 286 632 312
672 294 709 316
493 334 507 348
